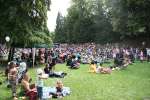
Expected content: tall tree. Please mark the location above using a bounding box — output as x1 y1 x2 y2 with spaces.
55 12 66 43
57 0 96 43
91 0 113 43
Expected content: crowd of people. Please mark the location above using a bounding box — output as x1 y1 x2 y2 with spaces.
4 61 70 100
44 43 150 69
0 43 150 100
6 43 150 68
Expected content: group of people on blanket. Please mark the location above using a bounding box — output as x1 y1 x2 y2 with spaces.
36 68 70 100
5 61 70 100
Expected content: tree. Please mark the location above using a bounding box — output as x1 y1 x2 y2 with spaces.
0 0 52 47
104 0 128 39
127 0 150 37
91 0 113 43
54 0 150 44
55 0 96 43
54 12 66 43
55 0 113 43
103 0 150 40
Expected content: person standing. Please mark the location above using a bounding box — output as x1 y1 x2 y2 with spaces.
147 48 150 62
50 51 57 71
36 68 48 100
8 62 18 100
140 50 144 63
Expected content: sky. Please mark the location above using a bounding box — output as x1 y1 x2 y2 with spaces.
47 0 71 32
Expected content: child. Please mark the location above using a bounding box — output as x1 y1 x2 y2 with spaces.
36 68 48 100
49 80 71 98
55 80 64 98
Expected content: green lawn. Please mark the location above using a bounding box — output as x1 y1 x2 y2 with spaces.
0 61 150 100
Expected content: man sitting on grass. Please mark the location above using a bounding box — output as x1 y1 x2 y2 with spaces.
21 73 37 100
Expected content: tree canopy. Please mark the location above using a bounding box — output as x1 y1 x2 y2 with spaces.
0 0 52 47
54 0 150 44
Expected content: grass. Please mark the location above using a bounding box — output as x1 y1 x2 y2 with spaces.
0 61 150 100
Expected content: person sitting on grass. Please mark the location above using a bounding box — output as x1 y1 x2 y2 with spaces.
88 60 97 73
98 65 112 74
114 50 124 67
66 55 72 66
21 73 37 100
44 64 51 75
69 55 80 69
122 54 130 68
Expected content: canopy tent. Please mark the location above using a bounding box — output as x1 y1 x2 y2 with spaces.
11 43 52 48
33 44 52 48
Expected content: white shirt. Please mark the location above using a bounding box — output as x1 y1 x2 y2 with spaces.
147 48 150 56
36 75 44 87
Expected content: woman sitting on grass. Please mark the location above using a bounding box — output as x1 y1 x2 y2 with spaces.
88 61 97 73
